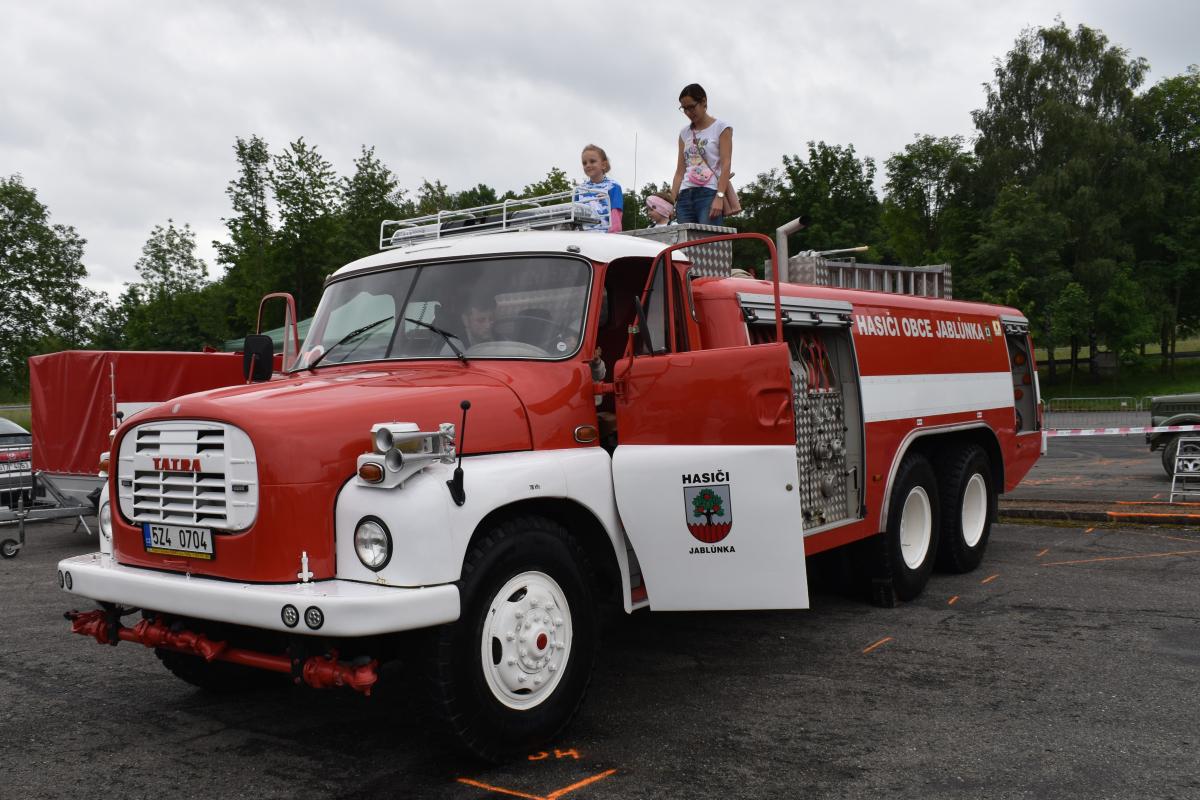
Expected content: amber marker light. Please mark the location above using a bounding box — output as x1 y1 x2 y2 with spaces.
1014 352 1027 366
574 425 598 443
98 452 110 474
358 462 384 483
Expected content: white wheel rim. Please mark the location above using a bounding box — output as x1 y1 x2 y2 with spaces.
961 473 988 548
480 570 573 710
899 486 932 570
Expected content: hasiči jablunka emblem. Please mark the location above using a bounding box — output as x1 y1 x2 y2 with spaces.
683 481 733 543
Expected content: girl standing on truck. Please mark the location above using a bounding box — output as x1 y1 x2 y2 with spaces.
578 144 624 232
645 191 675 227
671 83 733 226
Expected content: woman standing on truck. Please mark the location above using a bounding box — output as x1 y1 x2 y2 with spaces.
671 83 733 226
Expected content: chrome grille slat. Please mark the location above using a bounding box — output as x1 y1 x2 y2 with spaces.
123 422 239 528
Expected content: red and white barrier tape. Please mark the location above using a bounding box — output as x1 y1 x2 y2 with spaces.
1044 423 1200 438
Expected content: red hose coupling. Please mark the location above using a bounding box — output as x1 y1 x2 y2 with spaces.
302 652 379 696
67 609 112 644
128 618 228 661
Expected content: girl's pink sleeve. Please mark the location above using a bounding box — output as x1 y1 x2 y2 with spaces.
609 208 623 233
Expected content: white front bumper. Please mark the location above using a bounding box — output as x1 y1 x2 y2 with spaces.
58 553 460 637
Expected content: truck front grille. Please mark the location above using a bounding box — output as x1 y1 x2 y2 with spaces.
117 421 258 531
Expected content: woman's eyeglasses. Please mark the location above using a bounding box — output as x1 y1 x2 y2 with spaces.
679 102 701 113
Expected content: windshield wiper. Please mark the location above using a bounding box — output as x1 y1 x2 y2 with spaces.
307 316 393 370
404 317 467 363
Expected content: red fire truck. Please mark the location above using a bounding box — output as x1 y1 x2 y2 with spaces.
59 193 1042 759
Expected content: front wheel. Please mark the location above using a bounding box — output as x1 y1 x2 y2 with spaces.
426 516 597 762
1161 435 1200 477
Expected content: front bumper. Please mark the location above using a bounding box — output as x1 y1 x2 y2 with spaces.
58 553 460 637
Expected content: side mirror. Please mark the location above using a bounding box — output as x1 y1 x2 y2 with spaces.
242 334 275 382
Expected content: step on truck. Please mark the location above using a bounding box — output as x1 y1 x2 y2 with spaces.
58 191 1044 760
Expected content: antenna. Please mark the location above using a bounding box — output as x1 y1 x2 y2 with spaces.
446 399 470 506
632 131 638 229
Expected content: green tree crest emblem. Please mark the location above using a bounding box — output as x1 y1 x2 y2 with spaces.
692 488 725 525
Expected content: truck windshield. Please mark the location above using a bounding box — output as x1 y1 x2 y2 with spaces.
294 255 591 369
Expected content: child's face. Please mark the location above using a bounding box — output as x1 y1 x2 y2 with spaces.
648 207 669 224
581 150 607 182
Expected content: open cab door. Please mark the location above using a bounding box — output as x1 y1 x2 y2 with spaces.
609 235 809 611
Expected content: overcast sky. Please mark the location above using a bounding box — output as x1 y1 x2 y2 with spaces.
2 0 1196 300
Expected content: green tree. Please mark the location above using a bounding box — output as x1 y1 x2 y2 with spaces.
1095 266 1154 375
270 138 340 317
971 21 1152 378
965 185 1070 378
1134 66 1200 373
522 167 571 197
881 135 977 266
215 135 274 332
121 221 226 351
0 175 96 395
734 142 882 269
338 145 409 264
1049 281 1091 382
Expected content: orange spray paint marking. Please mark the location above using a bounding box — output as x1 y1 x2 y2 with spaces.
862 636 894 654
1036 548 1049 558
980 574 1000 585
1042 549 1200 567
947 595 959 606
456 779 543 800
1084 527 1095 534
456 769 617 800
546 769 618 800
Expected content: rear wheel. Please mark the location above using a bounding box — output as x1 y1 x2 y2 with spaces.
426 516 597 762
935 445 995 573
881 453 940 601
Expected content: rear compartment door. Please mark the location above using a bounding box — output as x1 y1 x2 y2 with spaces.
611 342 809 611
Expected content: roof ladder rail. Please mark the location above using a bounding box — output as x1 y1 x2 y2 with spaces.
378 186 611 251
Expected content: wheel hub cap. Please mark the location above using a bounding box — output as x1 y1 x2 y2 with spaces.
482 571 572 710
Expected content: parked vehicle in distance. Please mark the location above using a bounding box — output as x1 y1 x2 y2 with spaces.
1146 393 1200 475
0 418 33 507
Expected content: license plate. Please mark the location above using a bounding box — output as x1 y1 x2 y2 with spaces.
0 461 28 473
143 523 214 560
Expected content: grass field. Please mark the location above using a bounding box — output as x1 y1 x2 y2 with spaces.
0 406 32 431
1033 336 1200 362
1037 357 1200 400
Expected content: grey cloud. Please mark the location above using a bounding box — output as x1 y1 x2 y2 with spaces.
3 0 1196 299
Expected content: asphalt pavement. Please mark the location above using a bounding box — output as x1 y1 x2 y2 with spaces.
2 436 1198 799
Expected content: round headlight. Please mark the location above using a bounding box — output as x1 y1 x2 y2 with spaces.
354 518 392 571
99 502 112 540
373 427 393 454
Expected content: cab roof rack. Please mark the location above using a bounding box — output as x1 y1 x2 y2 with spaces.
379 187 609 250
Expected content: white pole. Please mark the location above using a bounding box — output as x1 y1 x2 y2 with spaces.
632 131 638 229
